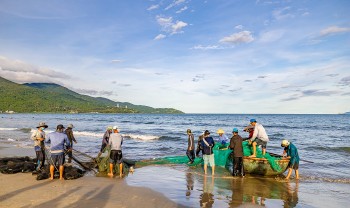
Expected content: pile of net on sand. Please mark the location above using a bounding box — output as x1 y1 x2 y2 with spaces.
135 141 282 172
95 146 134 175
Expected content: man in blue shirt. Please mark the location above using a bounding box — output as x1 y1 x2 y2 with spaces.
201 130 215 176
281 139 300 180
46 124 71 180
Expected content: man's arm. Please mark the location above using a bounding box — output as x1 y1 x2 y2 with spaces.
249 126 258 143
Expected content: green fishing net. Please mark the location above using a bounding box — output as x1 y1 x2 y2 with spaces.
96 146 131 175
134 141 282 172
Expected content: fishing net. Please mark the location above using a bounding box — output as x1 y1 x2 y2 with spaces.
95 146 132 175
136 141 282 172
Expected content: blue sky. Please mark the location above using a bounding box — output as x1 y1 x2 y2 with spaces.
0 0 349 113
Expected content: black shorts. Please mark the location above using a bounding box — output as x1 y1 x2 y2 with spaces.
109 150 123 164
288 162 299 170
51 153 65 166
253 138 267 149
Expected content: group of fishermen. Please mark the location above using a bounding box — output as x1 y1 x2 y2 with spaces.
31 122 76 180
186 118 300 180
30 118 299 180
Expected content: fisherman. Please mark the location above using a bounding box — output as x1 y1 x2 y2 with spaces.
108 126 124 177
65 124 77 163
31 122 48 172
248 119 269 157
196 132 204 157
45 124 71 180
97 126 113 158
281 139 300 180
229 128 244 176
217 129 229 145
201 130 215 175
186 129 195 164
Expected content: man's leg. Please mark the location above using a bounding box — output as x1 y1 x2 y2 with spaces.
59 166 64 180
108 163 114 176
186 150 191 163
285 168 293 180
295 169 299 179
212 165 215 176
204 164 207 175
262 148 266 155
249 142 257 157
50 165 54 180
41 149 45 169
119 163 123 177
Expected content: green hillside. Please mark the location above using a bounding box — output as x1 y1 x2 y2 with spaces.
0 76 183 114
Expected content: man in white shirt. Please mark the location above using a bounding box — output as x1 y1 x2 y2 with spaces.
248 119 269 157
108 126 124 177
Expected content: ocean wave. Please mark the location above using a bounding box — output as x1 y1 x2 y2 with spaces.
19 128 32 133
302 175 350 184
124 134 160 141
0 128 18 131
74 131 103 138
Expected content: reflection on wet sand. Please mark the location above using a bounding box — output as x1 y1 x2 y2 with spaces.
200 176 215 207
126 166 300 207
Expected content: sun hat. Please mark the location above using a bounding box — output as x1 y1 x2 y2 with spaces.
204 130 210 135
112 126 118 130
281 139 290 147
67 124 74 128
187 129 192 133
243 125 254 132
250 118 257 123
232 128 238 133
36 122 48 128
107 126 113 130
56 124 65 130
216 129 225 134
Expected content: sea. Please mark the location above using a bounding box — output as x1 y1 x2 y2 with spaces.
0 113 349 207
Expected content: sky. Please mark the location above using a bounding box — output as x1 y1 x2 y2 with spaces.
0 0 349 114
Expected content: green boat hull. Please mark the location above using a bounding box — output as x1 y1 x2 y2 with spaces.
243 157 290 176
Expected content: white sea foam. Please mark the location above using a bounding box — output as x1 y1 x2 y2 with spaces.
74 131 103 138
125 134 160 141
0 128 18 131
7 138 15 141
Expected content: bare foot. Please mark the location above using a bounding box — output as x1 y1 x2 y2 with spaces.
107 173 113 177
60 178 64 180
248 155 256 158
119 174 123 178
49 177 54 180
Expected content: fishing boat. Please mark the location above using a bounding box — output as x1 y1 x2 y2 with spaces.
243 153 290 176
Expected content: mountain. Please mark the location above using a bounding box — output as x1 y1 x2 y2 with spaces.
0 76 183 114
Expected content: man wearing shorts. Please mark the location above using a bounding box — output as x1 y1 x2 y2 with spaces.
281 139 299 180
201 130 215 175
46 124 71 180
108 126 124 177
31 122 48 172
248 119 269 157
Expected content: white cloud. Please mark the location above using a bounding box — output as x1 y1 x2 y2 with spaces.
165 0 186 11
147 4 159 11
0 56 68 79
320 26 350 36
176 6 188 13
171 21 188 34
111 59 122 63
154 34 166 40
219 31 254 44
235 25 243 30
259 30 285 43
272 7 294 20
156 16 188 34
191 45 223 50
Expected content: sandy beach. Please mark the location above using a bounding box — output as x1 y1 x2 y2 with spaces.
1 143 350 208
0 144 180 208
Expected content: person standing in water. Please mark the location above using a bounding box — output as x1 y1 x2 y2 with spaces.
196 132 204 157
45 124 71 180
201 130 215 175
229 128 244 176
65 124 77 163
97 126 113 158
281 139 300 180
186 129 195 164
108 126 124 177
31 122 48 172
